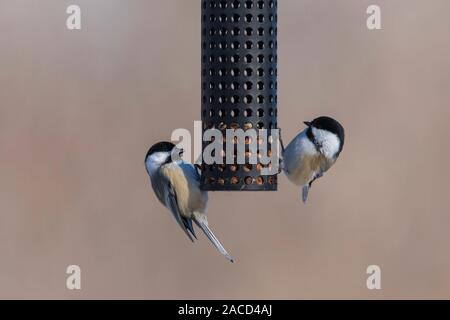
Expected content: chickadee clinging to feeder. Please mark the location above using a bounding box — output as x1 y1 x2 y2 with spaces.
282 116 345 203
145 141 234 263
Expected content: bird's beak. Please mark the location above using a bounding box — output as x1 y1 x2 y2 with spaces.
304 121 312 127
172 148 184 161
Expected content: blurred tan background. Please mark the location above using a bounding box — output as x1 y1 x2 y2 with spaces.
0 0 450 299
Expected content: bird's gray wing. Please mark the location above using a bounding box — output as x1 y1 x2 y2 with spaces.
165 181 197 242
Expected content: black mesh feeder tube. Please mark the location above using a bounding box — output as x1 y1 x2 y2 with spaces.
200 0 278 191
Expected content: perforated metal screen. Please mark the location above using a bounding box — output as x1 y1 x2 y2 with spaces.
200 0 278 191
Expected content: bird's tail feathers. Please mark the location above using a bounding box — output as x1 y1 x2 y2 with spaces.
302 185 310 203
193 213 234 263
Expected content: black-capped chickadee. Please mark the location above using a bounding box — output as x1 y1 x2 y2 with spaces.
282 116 345 203
145 141 234 263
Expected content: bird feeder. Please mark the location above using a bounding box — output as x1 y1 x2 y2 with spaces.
200 0 279 191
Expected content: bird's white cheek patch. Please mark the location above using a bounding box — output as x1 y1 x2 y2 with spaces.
312 128 340 159
146 152 170 175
